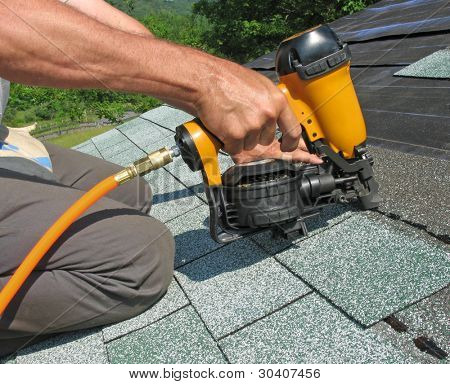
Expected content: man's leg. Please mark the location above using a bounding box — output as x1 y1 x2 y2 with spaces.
0 169 174 357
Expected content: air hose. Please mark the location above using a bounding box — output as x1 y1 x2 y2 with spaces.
0 146 179 316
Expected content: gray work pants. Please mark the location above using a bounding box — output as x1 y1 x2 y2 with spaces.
0 143 175 357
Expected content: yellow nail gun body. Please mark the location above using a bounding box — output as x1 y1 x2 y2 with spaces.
175 25 381 243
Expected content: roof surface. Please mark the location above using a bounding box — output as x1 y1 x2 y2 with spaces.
2 0 449 364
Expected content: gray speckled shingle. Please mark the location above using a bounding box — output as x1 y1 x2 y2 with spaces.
276 212 450 326
97 138 142 159
0 355 16 364
164 158 205 196
251 204 355 255
105 144 146 167
140 105 194 131
117 117 173 151
165 153 236 201
102 279 189 342
16 329 107 364
107 306 226 364
167 204 225 268
368 322 436 364
146 168 203 223
72 140 102 158
220 294 421 364
140 134 176 155
370 146 450 238
395 286 450 355
394 49 450 79
176 239 310 339
91 128 128 151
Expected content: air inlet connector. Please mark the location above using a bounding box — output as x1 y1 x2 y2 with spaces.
114 146 180 185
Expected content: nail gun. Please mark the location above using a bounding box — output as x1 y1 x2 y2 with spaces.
174 24 381 243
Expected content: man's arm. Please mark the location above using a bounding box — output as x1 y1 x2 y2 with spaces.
62 0 153 37
0 0 320 162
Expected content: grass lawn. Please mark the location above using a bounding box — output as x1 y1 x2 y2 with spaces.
45 125 115 148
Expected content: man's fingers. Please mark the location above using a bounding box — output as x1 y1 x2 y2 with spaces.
277 105 301 152
224 137 244 155
259 120 277 146
243 129 261 151
289 150 323 164
298 137 308 151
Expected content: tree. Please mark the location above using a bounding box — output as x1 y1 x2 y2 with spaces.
193 0 378 63
105 0 135 16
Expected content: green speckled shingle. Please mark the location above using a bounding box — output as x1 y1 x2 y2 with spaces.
140 105 193 131
220 294 422 364
105 144 145 167
145 168 203 223
117 117 173 151
0 355 16 364
394 49 450 79
15 329 107 364
107 306 226 364
167 205 225 268
102 279 189 342
251 204 355 255
91 128 128 151
276 213 450 326
72 140 102 158
395 286 450 356
176 239 310 339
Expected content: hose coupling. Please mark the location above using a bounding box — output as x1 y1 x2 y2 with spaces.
114 146 180 185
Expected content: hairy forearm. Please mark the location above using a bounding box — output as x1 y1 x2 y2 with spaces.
0 0 217 113
63 0 153 37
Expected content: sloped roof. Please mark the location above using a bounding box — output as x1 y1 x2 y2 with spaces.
2 0 449 364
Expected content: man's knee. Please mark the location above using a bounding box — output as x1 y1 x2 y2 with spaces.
109 214 175 317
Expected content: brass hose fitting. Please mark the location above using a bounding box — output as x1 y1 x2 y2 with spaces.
114 146 180 185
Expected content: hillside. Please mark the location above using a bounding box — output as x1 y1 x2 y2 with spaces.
108 0 196 17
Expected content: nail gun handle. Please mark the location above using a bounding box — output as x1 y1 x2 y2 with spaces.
175 119 223 186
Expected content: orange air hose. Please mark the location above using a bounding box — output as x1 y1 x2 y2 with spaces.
0 175 119 316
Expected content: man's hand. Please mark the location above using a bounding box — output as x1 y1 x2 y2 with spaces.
194 59 302 157
232 137 323 165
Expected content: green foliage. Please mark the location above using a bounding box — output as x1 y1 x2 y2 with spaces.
3 83 160 129
141 11 212 51
193 0 378 62
106 0 196 17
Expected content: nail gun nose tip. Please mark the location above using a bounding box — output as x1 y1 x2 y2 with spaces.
170 145 181 158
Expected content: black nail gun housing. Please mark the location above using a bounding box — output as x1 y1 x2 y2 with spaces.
204 146 379 243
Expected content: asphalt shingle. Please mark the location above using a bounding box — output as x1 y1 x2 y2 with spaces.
145 168 203 223
220 294 421 364
0 355 16 364
251 204 355 255
370 146 450 238
15 329 107 364
91 128 128 151
105 144 145 167
107 306 226 364
117 117 173 151
140 105 194 131
164 153 236 200
394 49 450 79
102 279 189 342
395 286 450 355
72 140 103 158
368 322 436 364
98 138 143 159
276 212 450 326
176 239 310 339
167 204 224 268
